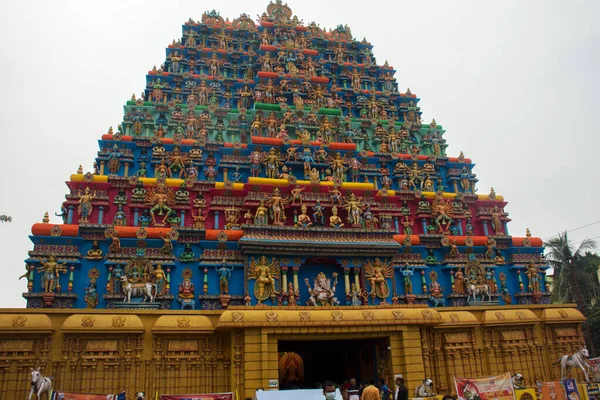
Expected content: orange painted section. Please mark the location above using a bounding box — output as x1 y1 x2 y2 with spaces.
251 136 356 151
31 224 79 236
259 44 277 52
310 76 329 84
260 21 275 28
303 49 318 56
223 142 248 149
205 230 244 241
393 235 421 245
512 237 543 247
328 142 356 151
257 71 279 79
114 226 172 238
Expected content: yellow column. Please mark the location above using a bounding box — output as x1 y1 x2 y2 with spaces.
124 162 129 177
100 161 105 175
354 268 361 292
224 167 229 182
282 267 288 291
293 267 300 292
344 268 350 294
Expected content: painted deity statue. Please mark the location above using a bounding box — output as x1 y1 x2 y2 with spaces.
343 193 363 226
254 200 268 226
526 261 541 292
78 187 96 222
364 258 393 299
249 256 279 303
145 184 176 226
349 283 361 306
215 259 234 294
304 272 340 306
37 255 67 293
264 187 289 225
329 206 344 228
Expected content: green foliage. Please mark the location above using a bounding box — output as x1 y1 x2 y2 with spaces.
545 232 600 354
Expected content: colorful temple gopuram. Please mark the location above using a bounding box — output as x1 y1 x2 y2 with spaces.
0 2 589 398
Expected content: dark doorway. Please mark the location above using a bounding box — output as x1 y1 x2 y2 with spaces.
278 337 389 390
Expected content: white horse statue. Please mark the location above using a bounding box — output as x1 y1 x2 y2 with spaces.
554 347 592 382
29 367 53 400
466 281 491 302
120 276 157 303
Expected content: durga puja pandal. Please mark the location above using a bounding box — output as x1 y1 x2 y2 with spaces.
0 2 593 398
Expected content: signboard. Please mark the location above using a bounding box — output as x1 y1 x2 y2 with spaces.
586 383 600 400
161 394 233 400
51 393 125 400
540 382 566 400
256 389 342 400
454 373 515 400
563 379 581 400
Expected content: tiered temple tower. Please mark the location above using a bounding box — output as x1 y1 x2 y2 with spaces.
3 3 589 398
26 1 549 311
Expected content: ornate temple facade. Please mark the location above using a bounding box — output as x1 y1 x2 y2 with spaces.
0 2 588 398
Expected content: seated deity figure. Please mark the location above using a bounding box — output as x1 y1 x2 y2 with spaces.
304 272 340 306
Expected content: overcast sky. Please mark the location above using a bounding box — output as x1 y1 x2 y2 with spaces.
0 0 598 308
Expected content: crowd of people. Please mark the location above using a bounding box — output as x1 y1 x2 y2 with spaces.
321 377 456 400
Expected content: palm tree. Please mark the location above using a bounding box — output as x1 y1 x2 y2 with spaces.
544 232 597 306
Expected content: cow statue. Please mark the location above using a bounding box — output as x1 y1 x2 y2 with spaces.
120 276 157 303
136 392 146 400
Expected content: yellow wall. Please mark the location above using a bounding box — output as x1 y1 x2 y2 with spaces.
0 304 588 400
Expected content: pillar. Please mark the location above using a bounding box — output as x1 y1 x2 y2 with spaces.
223 168 229 182
282 267 288 291
124 162 129 177
133 208 139 227
457 219 463 236
180 210 185 227
394 217 400 234
98 206 104 225
483 221 489 236
214 211 220 230
354 268 361 292
453 181 458 193
504 222 509 236
293 267 299 292
344 268 350 294
67 205 74 224
421 218 427 233
100 161 105 175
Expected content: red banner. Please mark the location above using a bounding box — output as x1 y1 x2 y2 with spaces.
161 394 233 400
455 373 515 400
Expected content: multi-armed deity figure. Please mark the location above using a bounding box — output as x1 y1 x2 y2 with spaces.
145 184 176 226
248 256 279 303
37 255 68 293
264 187 289 225
343 193 363 226
304 272 340 306
364 258 393 300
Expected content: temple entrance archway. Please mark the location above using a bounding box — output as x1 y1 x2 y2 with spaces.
277 337 390 390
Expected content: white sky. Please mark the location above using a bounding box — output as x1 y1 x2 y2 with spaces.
0 0 599 307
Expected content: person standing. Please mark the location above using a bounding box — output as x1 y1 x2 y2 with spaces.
361 385 381 400
348 378 361 400
323 380 337 400
379 378 391 400
394 377 408 400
